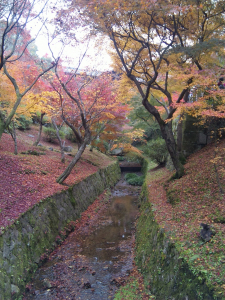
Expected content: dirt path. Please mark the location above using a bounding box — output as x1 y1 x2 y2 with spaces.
23 174 141 300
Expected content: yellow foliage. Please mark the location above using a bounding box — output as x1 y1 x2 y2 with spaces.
18 91 59 118
111 143 143 155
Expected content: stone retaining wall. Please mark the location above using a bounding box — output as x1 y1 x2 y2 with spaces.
0 161 121 300
135 183 219 300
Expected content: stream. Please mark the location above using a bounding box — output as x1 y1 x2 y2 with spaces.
23 173 141 300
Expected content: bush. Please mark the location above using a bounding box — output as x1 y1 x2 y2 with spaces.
32 112 49 125
65 128 77 143
16 115 32 130
43 127 65 143
125 173 144 186
117 156 126 161
144 138 168 165
125 151 144 164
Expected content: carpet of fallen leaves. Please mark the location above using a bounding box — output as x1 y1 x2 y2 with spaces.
0 126 115 233
146 139 225 297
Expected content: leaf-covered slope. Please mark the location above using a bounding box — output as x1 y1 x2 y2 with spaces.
144 139 225 297
0 127 115 233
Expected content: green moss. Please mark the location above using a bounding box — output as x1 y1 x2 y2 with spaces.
141 157 149 175
28 213 36 227
135 187 218 300
68 188 76 208
114 277 155 300
166 187 181 205
0 160 121 300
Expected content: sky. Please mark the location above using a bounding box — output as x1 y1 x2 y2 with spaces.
35 33 113 71
29 0 113 72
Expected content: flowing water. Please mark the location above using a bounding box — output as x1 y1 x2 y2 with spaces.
23 174 141 300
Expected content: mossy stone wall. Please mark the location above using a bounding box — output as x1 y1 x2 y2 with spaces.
135 183 219 300
0 161 120 300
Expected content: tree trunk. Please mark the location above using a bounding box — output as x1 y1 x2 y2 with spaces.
52 119 65 163
160 121 184 178
12 122 18 155
9 121 18 155
177 114 184 155
142 97 184 178
33 113 45 146
0 118 5 140
56 131 91 184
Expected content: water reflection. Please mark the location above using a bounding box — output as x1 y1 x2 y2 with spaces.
23 189 140 300
80 195 138 261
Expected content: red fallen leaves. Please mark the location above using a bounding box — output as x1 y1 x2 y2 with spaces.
0 131 114 233
146 138 225 295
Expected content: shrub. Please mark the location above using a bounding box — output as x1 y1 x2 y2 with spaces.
43 127 65 143
144 138 168 165
125 151 144 164
15 115 32 130
31 112 49 125
125 173 144 186
117 156 126 161
65 127 77 143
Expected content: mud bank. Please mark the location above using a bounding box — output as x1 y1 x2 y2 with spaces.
0 161 120 300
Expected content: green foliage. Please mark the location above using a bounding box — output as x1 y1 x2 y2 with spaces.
117 156 126 161
64 127 77 143
166 187 181 205
144 123 162 141
114 279 141 300
128 94 162 144
15 115 32 130
125 151 144 164
21 150 45 156
32 112 48 125
114 277 155 300
143 138 168 165
125 173 144 186
179 154 187 165
43 127 65 143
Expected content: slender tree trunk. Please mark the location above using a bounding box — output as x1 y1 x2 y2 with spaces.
12 122 18 155
33 113 45 146
52 118 65 163
8 121 18 155
56 131 91 184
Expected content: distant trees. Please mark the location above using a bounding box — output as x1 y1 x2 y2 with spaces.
0 0 55 139
0 0 131 184
128 94 162 142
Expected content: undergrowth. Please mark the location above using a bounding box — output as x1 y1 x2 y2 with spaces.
125 173 145 186
114 277 155 300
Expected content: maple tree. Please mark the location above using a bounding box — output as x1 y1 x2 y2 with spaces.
0 0 49 70
0 0 56 139
0 46 56 140
59 0 225 177
49 64 127 184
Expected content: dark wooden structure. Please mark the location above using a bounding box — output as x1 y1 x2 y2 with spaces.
119 162 142 172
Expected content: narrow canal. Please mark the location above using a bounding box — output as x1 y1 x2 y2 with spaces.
23 173 141 300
